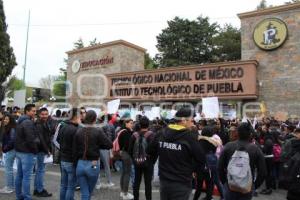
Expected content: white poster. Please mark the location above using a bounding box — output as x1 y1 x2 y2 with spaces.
107 99 120 114
202 97 220 119
14 89 26 108
151 107 161 119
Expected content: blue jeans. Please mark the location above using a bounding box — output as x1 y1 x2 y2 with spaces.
99 149 112 183
4 150 16 189
15 152 37 200
34 152 46 192
60 161 76 200
76 160 100 200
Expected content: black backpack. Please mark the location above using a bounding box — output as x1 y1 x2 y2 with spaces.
287 152 300 194
132 131 152 166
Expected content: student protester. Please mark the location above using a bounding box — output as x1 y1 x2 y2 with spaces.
95 114 115 189
194 126 224 200
218 122 267 200
33 107 54 197
118 118 135 200
129 116 154 200
57 108 81 200
0 113 16 194
286 128 300 200
147 107 205 200
73 110 112 200
15 104 39 200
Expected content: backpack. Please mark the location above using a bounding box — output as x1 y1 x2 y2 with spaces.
227 145 253 194
112 129 126 159
132 131 152 166
286 152 300 194
273 143 282 162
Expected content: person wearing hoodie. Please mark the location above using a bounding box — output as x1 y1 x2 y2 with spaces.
0 113 16 194
147 107 205 200
15 104 38 200
57 108 81 200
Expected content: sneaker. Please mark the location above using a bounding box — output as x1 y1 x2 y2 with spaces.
120 192 125 198
122 192 134 199
107 182 115 187
0 186 13 194
260 189 272 195
35 189 52 197
95 184 101 190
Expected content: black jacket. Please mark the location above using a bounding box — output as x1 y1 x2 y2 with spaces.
57 120 79 162
147 124 205 186
118 128 133 153
218 140 267 189
15 115 39 154
2 128 16 153
73 127 112 161
35 117 56 154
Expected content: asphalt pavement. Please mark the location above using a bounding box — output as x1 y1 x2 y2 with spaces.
0 164 287 200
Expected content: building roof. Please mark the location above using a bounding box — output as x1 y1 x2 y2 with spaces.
238 2 300 19
66 39 147 55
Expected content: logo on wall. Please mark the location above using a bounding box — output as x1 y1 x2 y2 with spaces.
71 60 80 73
253 18 288 50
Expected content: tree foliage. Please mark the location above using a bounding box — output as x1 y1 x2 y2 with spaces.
89 38 99 46
73 37 84 49
0 0 17 103
156 16 218 67
6 76 24 98
213 24 241 62
155 16 241 67
257 0 268 9
39 75 56 89
52 68 67 101
144 53 158 69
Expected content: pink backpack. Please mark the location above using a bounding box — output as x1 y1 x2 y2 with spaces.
112 129 126 158
273 143 282 162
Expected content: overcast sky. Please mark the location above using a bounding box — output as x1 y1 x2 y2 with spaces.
3 0 287 87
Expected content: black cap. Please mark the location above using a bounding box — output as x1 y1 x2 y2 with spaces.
175 107 195 118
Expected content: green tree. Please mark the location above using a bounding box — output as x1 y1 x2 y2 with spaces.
5 76 24 97
73 37 84 49
52 68 66 101
89 38 99 46
257 0 268 9
213 24 241 62
156 16 218 67
144 53 158 69
0 0 17 104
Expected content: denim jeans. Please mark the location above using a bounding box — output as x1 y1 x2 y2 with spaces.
99 149 112 183
60 161 76 200
4 150 16 189
76 160 100 200
34 152 46 192
15 152 37 200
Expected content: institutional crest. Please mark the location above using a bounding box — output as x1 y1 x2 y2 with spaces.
253 18 288 50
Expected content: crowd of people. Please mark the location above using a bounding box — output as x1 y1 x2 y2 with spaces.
0 104 300 200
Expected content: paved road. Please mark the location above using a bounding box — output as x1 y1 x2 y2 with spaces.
0 164 287 200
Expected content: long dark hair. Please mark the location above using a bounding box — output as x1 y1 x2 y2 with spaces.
3 113 16 133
